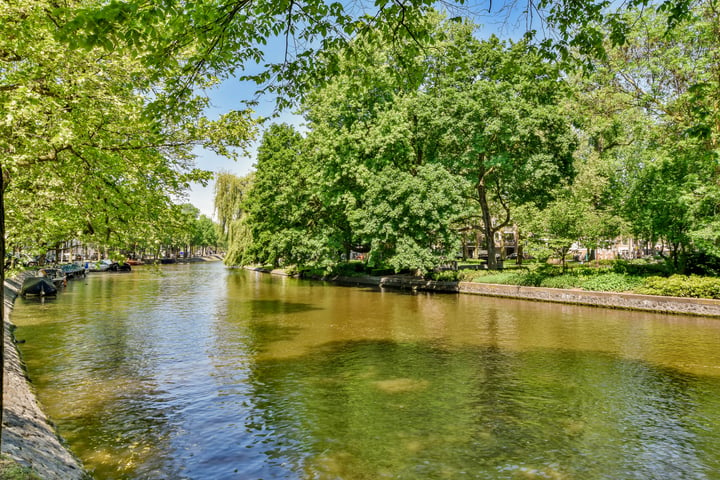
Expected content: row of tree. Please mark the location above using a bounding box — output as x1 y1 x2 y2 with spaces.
2 0 254 265
3 0 709 451
4 0 713 269
215 6 720 275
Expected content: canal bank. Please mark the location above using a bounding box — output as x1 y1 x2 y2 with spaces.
2 274 88 480
10 263 720 479
250 267 720 317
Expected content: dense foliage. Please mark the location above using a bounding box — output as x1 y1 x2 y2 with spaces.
217 4 720 278
4 0 717 272
1 0 255 261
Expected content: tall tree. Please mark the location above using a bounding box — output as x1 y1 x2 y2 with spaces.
422 34 577 269
0 0 256 445
243 123 330 268
299 17 468 272
580 4 720 270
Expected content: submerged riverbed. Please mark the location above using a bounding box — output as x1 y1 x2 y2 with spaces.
11 262 720 479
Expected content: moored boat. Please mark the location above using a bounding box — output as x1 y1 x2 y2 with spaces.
109 262 132 272
38 268 67 288
86 260 112 272
60 263 87 279
20 276 58 297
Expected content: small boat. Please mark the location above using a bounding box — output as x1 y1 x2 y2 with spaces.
60 263 87 279
108 262 132 272
87 260 112 272
20 276 58 297
39 268 67 288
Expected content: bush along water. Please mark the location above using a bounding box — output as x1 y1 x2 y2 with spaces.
636 275 720 299
430 260 720 299
310 258 720 300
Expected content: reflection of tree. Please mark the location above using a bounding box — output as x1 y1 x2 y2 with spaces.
15 273 180 479
242 338 720 480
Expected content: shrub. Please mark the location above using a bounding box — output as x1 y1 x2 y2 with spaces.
580 273 644 292
539 275 584 289
470 271 528 285
636 275 720 299
683 251 720 276
612 259 670 276
298 267 325 278
428 269 483 282
283 265 300 276
429 270 461 281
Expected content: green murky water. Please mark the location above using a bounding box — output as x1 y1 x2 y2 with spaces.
11 262 720 479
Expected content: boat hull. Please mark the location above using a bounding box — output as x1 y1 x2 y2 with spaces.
20 277 58 296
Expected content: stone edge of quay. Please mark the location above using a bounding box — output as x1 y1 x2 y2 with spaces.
253 266 720 317
2 273 89 480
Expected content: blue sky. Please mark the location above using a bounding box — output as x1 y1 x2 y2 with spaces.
186 1 532 218
187 39 305 218
187 80 303 218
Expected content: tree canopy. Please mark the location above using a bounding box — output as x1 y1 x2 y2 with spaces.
2 0 256 256
54 0 703 110
215 3 720 275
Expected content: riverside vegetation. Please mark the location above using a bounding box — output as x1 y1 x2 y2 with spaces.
0 456 40 480
4 1 719 301
271 258 720 300
214 6 720 288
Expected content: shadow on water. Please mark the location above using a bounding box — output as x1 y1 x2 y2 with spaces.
241 299 322 316
10 264 720 480
238 340 720 480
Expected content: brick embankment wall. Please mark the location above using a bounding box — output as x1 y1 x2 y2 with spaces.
2 274 89 479
458 282 720 317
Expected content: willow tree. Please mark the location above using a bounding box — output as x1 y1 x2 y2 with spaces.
214 171 255 266
0 0 255 446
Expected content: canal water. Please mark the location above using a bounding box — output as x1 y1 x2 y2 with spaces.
10 262 720 479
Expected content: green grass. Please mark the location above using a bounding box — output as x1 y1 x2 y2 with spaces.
0 457 41 480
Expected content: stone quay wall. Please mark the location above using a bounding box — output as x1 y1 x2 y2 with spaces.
2 274 89 479
323 272 720 317
457 282 720 317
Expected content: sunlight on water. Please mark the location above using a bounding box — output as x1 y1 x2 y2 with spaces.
10 263 720 479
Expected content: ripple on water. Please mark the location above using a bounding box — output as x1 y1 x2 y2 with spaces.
10 263 720 480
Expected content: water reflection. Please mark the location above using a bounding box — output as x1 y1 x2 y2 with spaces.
10 263 720 479
242 342 720 479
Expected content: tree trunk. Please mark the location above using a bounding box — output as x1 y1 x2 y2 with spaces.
461 231 468 261
1 166 6 450
477 181 498 270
